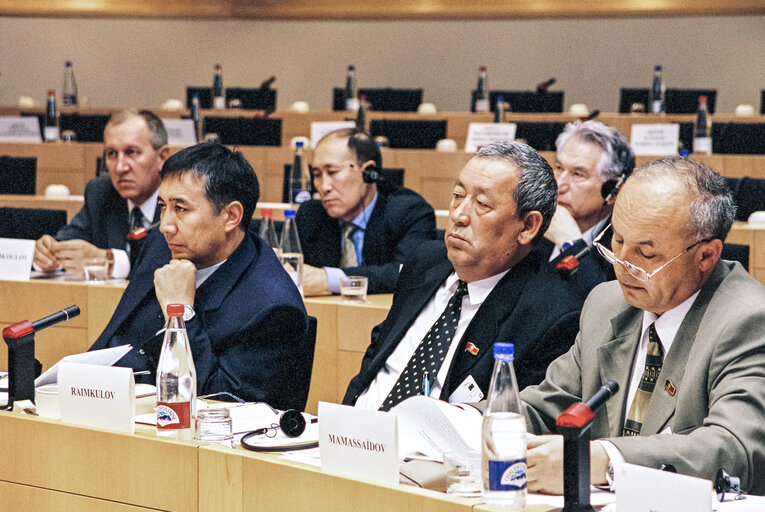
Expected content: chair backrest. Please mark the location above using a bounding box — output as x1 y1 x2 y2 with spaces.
722 243 750 272
712 123 765 154
618 88 717 114
471 90 564 113
725 177 765 220
369 119 446 149
0 207 67 239
332 88 423 112
203 117 282 146
514 122 567 151
59 113 110 142
225 88 277 112
0 156 37 194
285 316 317 411
186 87 213 109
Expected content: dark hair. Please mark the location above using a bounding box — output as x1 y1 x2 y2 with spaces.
106 108 168 149
318 128 382 168
161 142 259 231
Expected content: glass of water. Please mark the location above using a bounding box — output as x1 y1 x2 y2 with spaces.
339 275 368 302
195 408 234 448
82 258 109 283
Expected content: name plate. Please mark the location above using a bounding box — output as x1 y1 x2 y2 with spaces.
318 401 398 485
162 118 198 146
310 121 356 148
465 122 517 152
0 116 42 142
58 362 135 434
615 462 712 512
630 123 680 156
0 238 35 281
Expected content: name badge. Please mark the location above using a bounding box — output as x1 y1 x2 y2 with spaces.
58 362 135 434
0 116 42 142
162 118 198 146
465 123 517 153
448 374 484 403
630 124 680 156
0 238 35 281
318 401 398 485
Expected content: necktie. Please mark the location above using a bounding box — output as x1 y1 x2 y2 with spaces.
340 224 359 268
379 280 469 411
130 206 145 231
622 323 664 436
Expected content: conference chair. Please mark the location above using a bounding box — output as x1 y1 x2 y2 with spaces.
0 156 37 194
725 177 765 221
712 123 765 154
369 119 446 149
186 87 213 109
618 88 717 114
202 116 282 146
332 88 423 112
470 90 564 113
721 243 750 272
225 88 277 113
0 207 67 240
284 316 317 411
59 113 110 142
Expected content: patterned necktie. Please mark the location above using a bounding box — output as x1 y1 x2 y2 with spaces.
340 224 359 268
130 206 144 231
623 323 664 436
379 280 469 411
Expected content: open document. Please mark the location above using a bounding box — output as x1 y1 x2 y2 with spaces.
35 345 132 387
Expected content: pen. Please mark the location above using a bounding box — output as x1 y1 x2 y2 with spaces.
423 371 430 396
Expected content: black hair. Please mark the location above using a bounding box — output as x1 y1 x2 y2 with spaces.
318 128 382 168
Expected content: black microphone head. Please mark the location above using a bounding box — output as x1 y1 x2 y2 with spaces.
603 380 619 395
64 305 81 319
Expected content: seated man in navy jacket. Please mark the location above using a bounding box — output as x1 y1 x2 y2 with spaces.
90 142 309 409
297 128 437 295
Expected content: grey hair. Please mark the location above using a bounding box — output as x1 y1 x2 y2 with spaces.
475 141 557 244
556 120 635 181
105 108 168 150
633 156 736 241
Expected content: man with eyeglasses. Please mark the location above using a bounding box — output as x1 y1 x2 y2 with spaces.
519 156 765 495
296 128 437 295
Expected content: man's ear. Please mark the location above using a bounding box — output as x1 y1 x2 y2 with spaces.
517 211 544 246
697 238 723 273
221 201 244 233
157 145 171 163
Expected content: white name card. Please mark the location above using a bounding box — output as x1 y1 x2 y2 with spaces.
318 401 399 485
0 238 35 281
58 362 135 434
310 121 356 148
630 123 680 156
0 116 42 143
615 462 712 512
465 122 517 153
162 118 198 146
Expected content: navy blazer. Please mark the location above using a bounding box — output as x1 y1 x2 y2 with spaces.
296 187 437 294
90 229 310 409
55 175 161 249
343 240 582 405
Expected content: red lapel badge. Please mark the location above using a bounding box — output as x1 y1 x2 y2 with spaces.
664 379 676 396
465 342 479 356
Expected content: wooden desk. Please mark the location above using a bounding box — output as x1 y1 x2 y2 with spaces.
0 194 84 222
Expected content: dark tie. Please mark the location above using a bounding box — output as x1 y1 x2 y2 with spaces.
130 206 144 231
623 323 664 436
340 224 359 268
379 280 469 411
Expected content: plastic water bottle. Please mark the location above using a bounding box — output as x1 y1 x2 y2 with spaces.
258 208 281 256
290 141 312 204
279 209 304 294
212 63 224 110
356 94 367 131
44 89 59 142
693 95 712 154
345 65 359 111
482 342 526 510
475 66 489 113
494 95 505 123
62 61 78 106
649 65 665 114
190 93 201 142
156 303 197 440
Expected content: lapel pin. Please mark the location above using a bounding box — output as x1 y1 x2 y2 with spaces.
664 379 676 396
465 342 479 356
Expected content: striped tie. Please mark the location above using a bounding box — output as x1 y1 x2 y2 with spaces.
340 224 358 268
623 323 664 436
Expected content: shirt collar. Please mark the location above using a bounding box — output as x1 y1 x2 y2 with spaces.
640 290 701 354
195 259 226 289
127 187 160 226
346 192 378 231
446 268 511 307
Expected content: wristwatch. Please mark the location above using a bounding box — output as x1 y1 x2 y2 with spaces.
182 305 196 322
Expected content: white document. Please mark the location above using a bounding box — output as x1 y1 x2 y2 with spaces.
465 122 517 152
0 116 42 142
35 345 132 387
630 123 680 156
616 462 712 512
390 395 482 460
310 121 356 147
162 118 197 146
0 238 35 281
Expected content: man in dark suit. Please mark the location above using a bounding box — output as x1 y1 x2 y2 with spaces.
90 142 309 409
297 128 436 295
33 109 169 279
344 141 581 410
540 120 635 300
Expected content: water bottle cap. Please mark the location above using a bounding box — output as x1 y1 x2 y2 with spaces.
497 95 504 102
479 65 487 72
261 208 273 218
654 65 662 71
348 65 355 71
284 209 297 218
65 61 72 67
679 149 690 157
167 304 184 317
494 342 514 357
47 89 55 96
698 96 707 103
295 141 304 148
215 63 222 71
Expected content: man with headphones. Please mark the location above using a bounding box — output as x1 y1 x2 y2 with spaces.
296 128 437 295
540 120 635 300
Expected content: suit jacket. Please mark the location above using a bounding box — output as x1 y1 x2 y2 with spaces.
520 260 765 494
343 240 582 405
296 187 437 294
55 175 161 249
90 229 310 410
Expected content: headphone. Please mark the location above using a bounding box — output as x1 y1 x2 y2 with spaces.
361 164 384 184
600 175 625 203
599 140 635 204
240 409 318 452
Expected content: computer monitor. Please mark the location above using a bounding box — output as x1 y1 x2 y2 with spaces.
225 88 277 112
618 88 650 113
332 88 423 112
203 117 282 146
470 90 564 113
59 113 110 142
0 156 36 194
619 88 717 114
712 123 765 154
369 119 446 149
186 87 213 109
514 122 566 151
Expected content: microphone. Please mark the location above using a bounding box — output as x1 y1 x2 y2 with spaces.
127 221 160 242
556 380 619 429
260 76 276 89
585 380 619 413
536 77 556 92
556 245 592 278
581 109 600 122
32 305 80 332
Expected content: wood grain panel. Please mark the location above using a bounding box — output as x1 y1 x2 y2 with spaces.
0 481 159 512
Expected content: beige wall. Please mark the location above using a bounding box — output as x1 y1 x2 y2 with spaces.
1 15 763 113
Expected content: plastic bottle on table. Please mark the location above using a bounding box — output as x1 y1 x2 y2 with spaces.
258 208 281 257
693 95 712 155
345 65 359 111
279 209 304 295
475 65 489 113
290 141 312 204
212 63 224 110
649 65 666 114
44 89 59 142
62 61 78 106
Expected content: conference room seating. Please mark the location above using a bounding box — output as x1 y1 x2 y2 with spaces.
470 90 564 113
369 119 446 149
712 123 765 154
225 87 278 112
0 156 37 194
59 113 110 142
332 88 423 112
0 207 66 239
618 88 717 114
202 116 282 146
725 177 765 220
721 243 750 271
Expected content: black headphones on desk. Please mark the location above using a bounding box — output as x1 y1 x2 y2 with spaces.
240 409 319 452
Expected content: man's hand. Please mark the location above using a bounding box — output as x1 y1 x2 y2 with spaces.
527 435 611 495
154 259 196 318
544 206 582 248
49 239 106 274
302 264 330 296
34 234 59 271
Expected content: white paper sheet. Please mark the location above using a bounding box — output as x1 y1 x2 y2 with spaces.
35 345 132 387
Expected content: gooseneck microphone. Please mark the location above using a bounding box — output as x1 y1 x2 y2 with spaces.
536 77 556 92
31 305 80 332
585 380 619 413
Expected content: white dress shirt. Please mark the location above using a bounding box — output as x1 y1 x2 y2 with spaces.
111 188 160 278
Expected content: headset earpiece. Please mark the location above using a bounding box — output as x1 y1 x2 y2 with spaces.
361 164 383 184
601 174 625 203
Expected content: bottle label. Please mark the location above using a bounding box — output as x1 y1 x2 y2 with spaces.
693 137 712 154
291 189 312 204
346 97 360 111
62 94 77 106
475 99 490 113
44 127 59 141
487 459 527 491
157 401 191 429
651 100 664 114
213 96 225 110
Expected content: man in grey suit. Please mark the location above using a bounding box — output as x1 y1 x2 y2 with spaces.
33 109 169 278
522 156 765 495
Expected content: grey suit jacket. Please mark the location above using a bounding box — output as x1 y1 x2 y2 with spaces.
520 260 765 494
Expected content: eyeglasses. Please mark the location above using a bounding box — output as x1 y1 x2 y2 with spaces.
593 223 710 282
